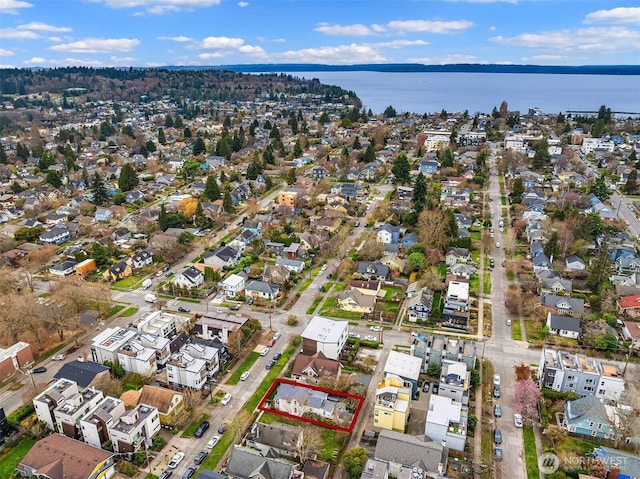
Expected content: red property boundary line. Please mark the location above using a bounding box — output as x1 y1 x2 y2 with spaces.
257 377 365 433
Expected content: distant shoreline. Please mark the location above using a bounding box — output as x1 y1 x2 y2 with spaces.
161 63 640 76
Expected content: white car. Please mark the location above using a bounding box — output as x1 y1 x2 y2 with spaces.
221 393 232 405
514 413 523 428
493 373 501 386
240 371 250 381
496 242 500 248
167 451 185 469
348 332 361 339
365 335 377 341
273 332 281 340
370 326 381 332
207 435 220 449
260 347 270 356
52 354 65 361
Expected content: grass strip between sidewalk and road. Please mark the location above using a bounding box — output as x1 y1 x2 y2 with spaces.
523 425 540 479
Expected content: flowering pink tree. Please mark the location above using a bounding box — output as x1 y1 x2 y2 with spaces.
513 379 540 426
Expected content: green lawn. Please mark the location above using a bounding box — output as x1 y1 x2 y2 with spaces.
470 232 481 241
506 271 515 281
105 304 125 318
181 413 210 438
307 296 323 315
501 196 507 206
0 438 35 478
121 307 139 317
112 276 141 288
226 352 260 385
524 320 547 344
469 276 479 296
523 426 540 479
299 279 313 293
382 287 404 300
511 320 522 341
333 282 347 292
437 265 447 278
483 272 491 295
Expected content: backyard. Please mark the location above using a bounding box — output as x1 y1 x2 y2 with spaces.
0 438 35 478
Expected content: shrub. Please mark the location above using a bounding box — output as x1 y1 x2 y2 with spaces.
7 404 35 428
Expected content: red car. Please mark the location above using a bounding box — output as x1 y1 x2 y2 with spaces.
267 339 276 347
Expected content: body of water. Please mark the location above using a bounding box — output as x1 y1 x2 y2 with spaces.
286 71 640 116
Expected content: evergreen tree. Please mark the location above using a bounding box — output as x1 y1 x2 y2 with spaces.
363 144 375 163
192 136 206 155
158 203 169 231
16 142 30 161
82 167 89 186
0 143 6 164
284 167 297 186
264 175 273 190
532 139 551 170
118 163 139 192
623 169 638 195
246 158 264 180
511 178 524 203
184 127 192 139
145 139 156 153
263 145 275 165
173 114 183 130
588 173 611 202
441 149 454 168
46 170 62 188
91 242 110 267
352 135 361 150
164 114 174 128
293 140 303 158
194 201 207 228
544 231 560 259
219 171 227 184
223 191 234 213
412 173 427 211
204 175 220 201
91 172 109 205
391 153 410 183
157 128 166 145
383 105 397 118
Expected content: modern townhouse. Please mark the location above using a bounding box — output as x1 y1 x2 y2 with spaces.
218 272 246 298
33 379 83 431
165 351 207 390
437 361 471 405
90 327 138 365
373 376 412 432
411 335 477 373
80 396 127 449
300 315 349 360
108 403 160 453
383 351 422 400
425 395 468 452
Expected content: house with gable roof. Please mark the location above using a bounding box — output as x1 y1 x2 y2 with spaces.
357 261 390 281
174 265 205 289
224 446 298 479
541 294 585 316
291 351 342 385
405 288 435 322
546 313 582 339
245 422 304 460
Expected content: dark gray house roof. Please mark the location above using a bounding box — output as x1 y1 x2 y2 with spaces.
225 446 297 479
541 294 585 314
548 314 582 334
374 429 446 473
54 360 109 388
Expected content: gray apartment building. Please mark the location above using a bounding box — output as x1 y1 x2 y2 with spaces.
411 334 477 373
538 348 625 402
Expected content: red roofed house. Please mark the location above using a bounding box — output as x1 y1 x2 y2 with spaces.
622 321 640 350
17 433 115 479
617 294 640 318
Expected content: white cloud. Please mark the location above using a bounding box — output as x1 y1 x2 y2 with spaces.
0 0 32 14
372 39 428 48
238 45 267 57
522 55 568 62
17 22 71 32
157 35 193 42
198 52 225 59
23 55 138 67
201 36 244 49
584 7 640 25
491 27 640 53
0 49 15 57
0 28 39 40
237 1 248 6
407 54 482 65
276 44 387 64
314 23 376 36
49 38 140 54
272 38 285 43
488 26 496 31
386 19 474 34
93 0 221 15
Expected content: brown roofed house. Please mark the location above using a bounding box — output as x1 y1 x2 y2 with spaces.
291 351 342 385
137 384 184 424
17 434 114 479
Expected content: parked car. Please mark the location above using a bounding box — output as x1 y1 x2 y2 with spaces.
194 450 208 465
494 447 503 461
207 435 220 449
168 452 185 469
218 425 227 434
506 319 512 326
177 306 191 313
266 360 275 370
240 371 250 381
273 353 282 361
267 338 276 347
493 374 501 386
158 470 173 479
365 335 377 341
182 466 197 479
370 325 381 332
273 332 281 340
194 421 210 438
422 381 430 393
229 305 240 311
221 394 232 406
52 354 65 361
260 347 270 356
32 367 47 374
348 332 361 339
432 382 439 394
493 385 501 398
514 413 524 428
493 428 502 445
494 404 502 417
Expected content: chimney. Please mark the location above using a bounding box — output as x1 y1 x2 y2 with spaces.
609 464 620 479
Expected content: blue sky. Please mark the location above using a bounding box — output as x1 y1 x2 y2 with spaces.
1 0 639 68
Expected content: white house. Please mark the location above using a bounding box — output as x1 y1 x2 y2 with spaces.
90 327 138 364
546 313 582 339
108 403 160 453
34 379 81 431
425 395 467 452
174 265 204 289
300 315 349 360
116 339 157 376
80 396 127 449
165 351 207 390
218 273 246 298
